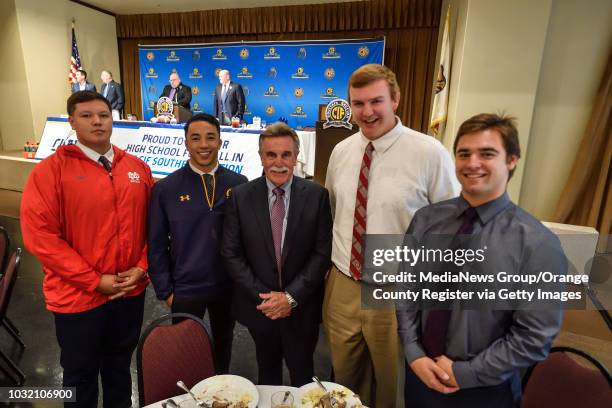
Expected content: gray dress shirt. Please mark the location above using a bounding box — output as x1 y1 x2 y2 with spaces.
397 192 566 402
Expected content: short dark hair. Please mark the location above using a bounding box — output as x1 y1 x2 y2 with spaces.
77 69 87 79
67 91 111 116
454 113 521 179
258 122 300 153
184 113 220 138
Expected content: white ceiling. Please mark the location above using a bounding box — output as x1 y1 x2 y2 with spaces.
81 0 359 15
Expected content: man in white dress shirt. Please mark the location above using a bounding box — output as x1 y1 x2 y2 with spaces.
323 64 459 407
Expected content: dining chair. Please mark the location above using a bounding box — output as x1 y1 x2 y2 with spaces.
0 227 23 346
137 312 216 407
0 248 25 385
522 346 612 407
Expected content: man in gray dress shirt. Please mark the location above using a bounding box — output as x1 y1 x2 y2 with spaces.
397 113 566 407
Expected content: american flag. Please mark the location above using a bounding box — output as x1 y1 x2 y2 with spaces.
68 25 81 84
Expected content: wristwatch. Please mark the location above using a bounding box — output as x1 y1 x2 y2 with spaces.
285 292 298 309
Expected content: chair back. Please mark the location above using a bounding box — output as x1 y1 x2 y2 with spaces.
522 346 612 408
0 249 21 319
0 226 10 276
137 313 215 406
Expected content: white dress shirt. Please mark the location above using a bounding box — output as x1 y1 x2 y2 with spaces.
76 141 114 166
325 118 460 276
188 161 218 176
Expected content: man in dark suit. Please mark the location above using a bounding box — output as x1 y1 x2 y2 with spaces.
100 70 124 120
160 72 192 109
71 69 96 93
221 122 332 386
214 69 245 125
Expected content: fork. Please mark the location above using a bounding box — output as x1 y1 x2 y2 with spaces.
312 376 340 406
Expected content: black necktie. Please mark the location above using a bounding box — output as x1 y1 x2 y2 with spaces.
422 206 478 358
98 156 112 172
204 174 214 196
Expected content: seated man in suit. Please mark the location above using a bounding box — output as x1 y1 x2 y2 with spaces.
160 72 192 110
71 69 96 93
397 113 566 407
214 70 245 125
221 122 332 386
100 70 124 120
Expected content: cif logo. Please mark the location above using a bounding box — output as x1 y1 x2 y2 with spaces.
324 68 335 80
264 85 279 97
193 102 202 112
323 46 341 59
237 66 253 79
294 87 304 98
148 100 156 110
146 68 158 78
243 104 252 115
296 47 307 59
240 48 249 59
166 50 179 61
323 99 352 130
192 86 200 95
189 67 202 78
242 86 250 96
358 46 369 58
321 87 338 99
192 50 200 61
213 48 227 60
291 106 306 118
267 67 278 79
146 52 155 61
265 105 275 116
148 85 157 95
264 47 280 59
291 67 309 79
157 97 174 116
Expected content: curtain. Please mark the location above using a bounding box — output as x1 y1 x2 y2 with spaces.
554 49 612 238
115 0 442 133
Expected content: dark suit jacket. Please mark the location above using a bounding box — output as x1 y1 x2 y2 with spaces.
214 81 245 121
160 83 192 109
221 176 332 331
71 81 96 93
100 80 124 111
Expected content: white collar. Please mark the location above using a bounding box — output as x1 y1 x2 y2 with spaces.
188 161 219 176
76 141 114 165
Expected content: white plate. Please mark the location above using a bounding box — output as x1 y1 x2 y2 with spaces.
191 375 258 408
297 381 362 408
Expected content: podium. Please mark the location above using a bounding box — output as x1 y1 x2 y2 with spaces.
314 121 359 185
154 105 193 123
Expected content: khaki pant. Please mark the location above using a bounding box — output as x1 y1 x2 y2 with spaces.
323 266 399 408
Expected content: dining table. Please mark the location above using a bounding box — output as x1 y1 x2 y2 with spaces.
145 383 366 408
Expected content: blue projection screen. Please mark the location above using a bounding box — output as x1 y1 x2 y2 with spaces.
139 38 384 129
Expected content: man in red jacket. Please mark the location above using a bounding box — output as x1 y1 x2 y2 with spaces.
21 91 153 408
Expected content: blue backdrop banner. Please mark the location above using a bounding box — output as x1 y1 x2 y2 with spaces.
138 38 384 129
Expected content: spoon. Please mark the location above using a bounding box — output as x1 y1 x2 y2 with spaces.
161 399 179 408
177 380 208 408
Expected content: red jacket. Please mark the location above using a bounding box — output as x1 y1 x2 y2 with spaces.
20 145 153 313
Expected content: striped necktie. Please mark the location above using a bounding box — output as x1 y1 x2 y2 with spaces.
349 142 374 280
